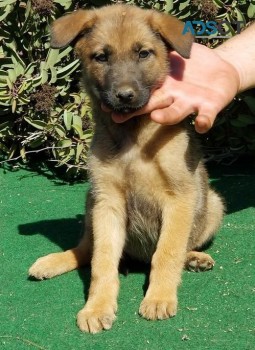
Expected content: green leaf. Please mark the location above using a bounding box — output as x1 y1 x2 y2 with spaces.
56 59 80 80
0 142 9 153
63 110 73 131
164 0 174 12
40 61 49 84
45 49 60 69
8 143 17 159
53 0 73 10
58 46 73 60
213 0 225 7
24 117 47 130
72 115 82 128
20 146 26 161
0 0 16 6
11 98 17 113
76 142 84 162
24 62 37 77
31 74 43 88
0 4 12 21
247 4 255 18
233 8 246 25
8 69 17 83
54 124 66 137
72 124 83 138
49 66 58 83
57 139 72 148
29 135 47 148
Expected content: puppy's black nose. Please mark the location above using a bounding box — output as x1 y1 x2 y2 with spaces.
116 89 135 103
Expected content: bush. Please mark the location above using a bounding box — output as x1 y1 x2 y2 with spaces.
0 0 255 178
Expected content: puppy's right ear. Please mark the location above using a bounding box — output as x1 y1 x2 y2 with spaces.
50 10 96 49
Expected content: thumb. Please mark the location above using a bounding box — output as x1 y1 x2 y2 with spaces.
195 115 215 133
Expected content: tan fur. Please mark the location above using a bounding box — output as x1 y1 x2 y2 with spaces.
29 4 224 333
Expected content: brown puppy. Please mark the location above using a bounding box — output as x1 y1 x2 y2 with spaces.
29 5 224 333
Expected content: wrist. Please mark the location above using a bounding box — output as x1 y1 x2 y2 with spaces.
215 23 255 93
215 47 242 94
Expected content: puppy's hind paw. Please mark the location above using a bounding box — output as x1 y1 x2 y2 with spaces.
185 251 215 272
29 252 72 280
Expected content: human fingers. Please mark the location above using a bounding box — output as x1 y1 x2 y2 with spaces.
194 105 218 133
150 101 195 125
109 88 174 123
194 115 212 133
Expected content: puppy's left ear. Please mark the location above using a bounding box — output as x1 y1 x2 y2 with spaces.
149 11 193 58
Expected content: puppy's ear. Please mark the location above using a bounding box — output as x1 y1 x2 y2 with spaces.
50 10 96 49
149 11 193 58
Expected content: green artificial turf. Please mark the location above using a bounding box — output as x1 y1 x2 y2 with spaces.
1 159 255 350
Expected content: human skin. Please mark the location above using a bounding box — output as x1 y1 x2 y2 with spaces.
107 23 255 133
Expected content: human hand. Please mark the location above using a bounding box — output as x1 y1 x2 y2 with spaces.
108 43 240 133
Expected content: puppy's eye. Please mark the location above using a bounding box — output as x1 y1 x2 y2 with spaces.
94 53 108 62
139 50 151 59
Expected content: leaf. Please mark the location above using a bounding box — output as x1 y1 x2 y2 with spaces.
58 46 73 60
54 124 66 137
24 62 37 77
32 74 43 88
49 66 57 83
213 0 225 7
63 110 73 131
56 59 80 80
8 69 17 83
76 142 84 162
53 0 73 10
45 48 60 69
8 143 17 159
40 61 49 84
4 45 25 71
29 135 46 149
247 4 255 18
24 117 47 130
72 124 83 138
0 4 12 21
57 139 72 148
72 115 82 128
233 8 246 25
164 0 174 12
0 0 16 7
80 129 92 141
11 98 17 113
20 146 26 161
18 80 33 94
0 142 9 153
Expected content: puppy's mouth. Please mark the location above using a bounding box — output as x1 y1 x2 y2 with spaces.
101 99 148 115
109 105 141 115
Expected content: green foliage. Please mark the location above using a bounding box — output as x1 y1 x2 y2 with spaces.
0 0 94 177
0 0 254 178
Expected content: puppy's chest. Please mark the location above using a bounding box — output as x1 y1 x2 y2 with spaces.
119 143 161 191
120 145 164 260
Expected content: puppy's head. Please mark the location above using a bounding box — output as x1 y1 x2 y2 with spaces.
51 5 193 114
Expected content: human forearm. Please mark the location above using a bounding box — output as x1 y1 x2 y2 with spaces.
215 23 255 93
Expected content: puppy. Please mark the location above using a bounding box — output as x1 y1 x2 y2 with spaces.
29 4 224 333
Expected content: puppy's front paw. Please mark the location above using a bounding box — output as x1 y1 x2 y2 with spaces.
139 296 177 320
77 305 117 333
